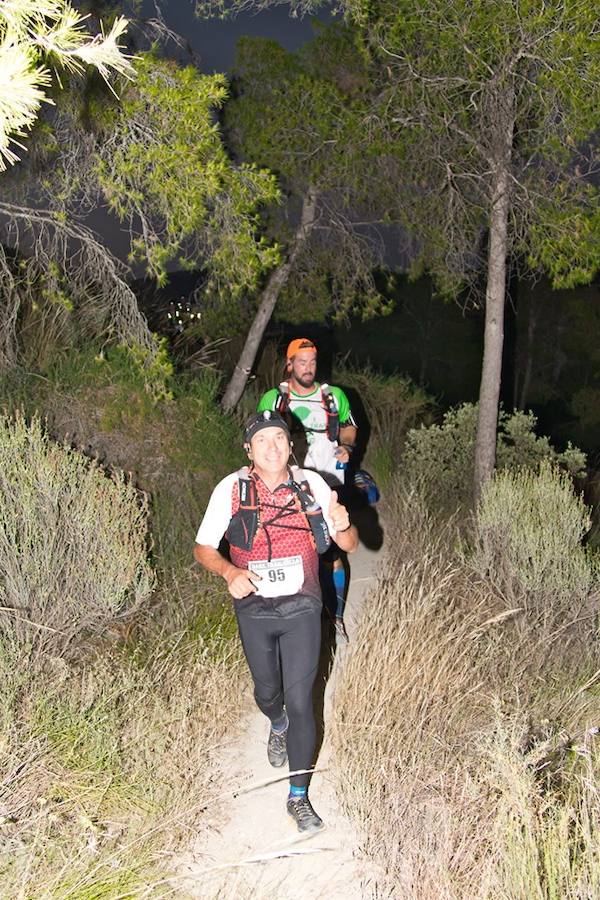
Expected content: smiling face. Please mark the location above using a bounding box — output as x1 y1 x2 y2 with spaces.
246 425 291 479
288 349 317 392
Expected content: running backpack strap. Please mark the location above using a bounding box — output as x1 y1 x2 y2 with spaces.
320 383 340 443
225 467 259 551
290 472 331 555
275 381 290 415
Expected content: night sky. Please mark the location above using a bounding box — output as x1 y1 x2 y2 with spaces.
139 0 328 72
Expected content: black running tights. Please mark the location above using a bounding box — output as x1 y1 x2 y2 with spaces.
235 607 321 788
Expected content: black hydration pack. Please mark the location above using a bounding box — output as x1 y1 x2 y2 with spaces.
226 466 331 555
225 473 259 551
275 381 340 443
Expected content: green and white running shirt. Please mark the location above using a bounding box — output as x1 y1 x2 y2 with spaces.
257 383 355 484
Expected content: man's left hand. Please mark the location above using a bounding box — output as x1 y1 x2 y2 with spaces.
329 490 351 533
334 445 351 465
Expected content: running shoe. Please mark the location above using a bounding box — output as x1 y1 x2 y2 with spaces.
287 796 324 833
334 617 349 645
267 721 288 767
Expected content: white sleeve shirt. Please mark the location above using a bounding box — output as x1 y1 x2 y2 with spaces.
194 468 337 547
195 472 238 548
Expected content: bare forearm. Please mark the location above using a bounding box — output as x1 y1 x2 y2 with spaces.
339 425 357 449
194 543 236 582
334 524 359 554
194 543 260 599
335 425 357 464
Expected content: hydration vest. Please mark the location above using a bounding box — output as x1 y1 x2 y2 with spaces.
226 466 331 556
275 381 340 443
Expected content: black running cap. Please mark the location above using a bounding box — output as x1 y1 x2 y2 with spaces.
244 410 291 445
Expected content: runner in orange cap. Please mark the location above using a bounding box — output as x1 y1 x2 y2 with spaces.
257 339 358 645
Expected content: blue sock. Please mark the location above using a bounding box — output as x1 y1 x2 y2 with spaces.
271 711 288 734
333 567 346 619
289 785 307 800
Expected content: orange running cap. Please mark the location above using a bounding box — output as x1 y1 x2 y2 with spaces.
286 338 317 360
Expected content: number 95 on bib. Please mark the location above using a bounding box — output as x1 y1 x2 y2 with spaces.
248 555 304 598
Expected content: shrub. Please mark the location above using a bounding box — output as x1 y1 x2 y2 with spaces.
0 358 244 574
403 403 586 514
0 412 154 650
472 463 596 612
330 483 600 898
333 360 434 490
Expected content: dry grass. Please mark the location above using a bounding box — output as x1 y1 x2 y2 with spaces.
0 411 249 896
330 480 600 898
0 573 248 897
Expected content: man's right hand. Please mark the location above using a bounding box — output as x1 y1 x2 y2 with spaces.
225 565 261 599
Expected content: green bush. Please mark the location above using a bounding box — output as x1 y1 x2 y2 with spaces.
472 462 596 610
403 403 586 514
0 357 244 574
0 413 155 650
333 360 434 490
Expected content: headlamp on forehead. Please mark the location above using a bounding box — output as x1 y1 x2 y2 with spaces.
243 410 291 445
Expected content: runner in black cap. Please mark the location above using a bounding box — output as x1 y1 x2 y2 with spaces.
194 411 358 832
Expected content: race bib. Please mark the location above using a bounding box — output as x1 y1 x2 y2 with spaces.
248 555 304 598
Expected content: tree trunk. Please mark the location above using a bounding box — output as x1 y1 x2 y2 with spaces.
473 98 515 501
220 188 318 413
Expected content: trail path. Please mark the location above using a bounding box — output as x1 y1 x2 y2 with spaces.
179 514 384 899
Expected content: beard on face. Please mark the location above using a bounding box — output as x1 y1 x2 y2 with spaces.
294 370 316 388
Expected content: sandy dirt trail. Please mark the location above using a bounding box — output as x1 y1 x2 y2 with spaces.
179 513 384 899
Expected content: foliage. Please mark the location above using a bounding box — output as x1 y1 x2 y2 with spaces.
330 483 600 897
347 0 599 494
1 45 281 385
0 205 160 374
529 201 600 291
346 0 600 296
0 0 134 171
403 403 586 514
333 358 433 490
0 351 245 572
194 0 324 16
0 588 246 895
472 462 596 608
0 348 248 892
127 335 174 403
96 52 281 290
223 26 392 323
228 29 369 195
201 0 600 298
0 412 155 651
